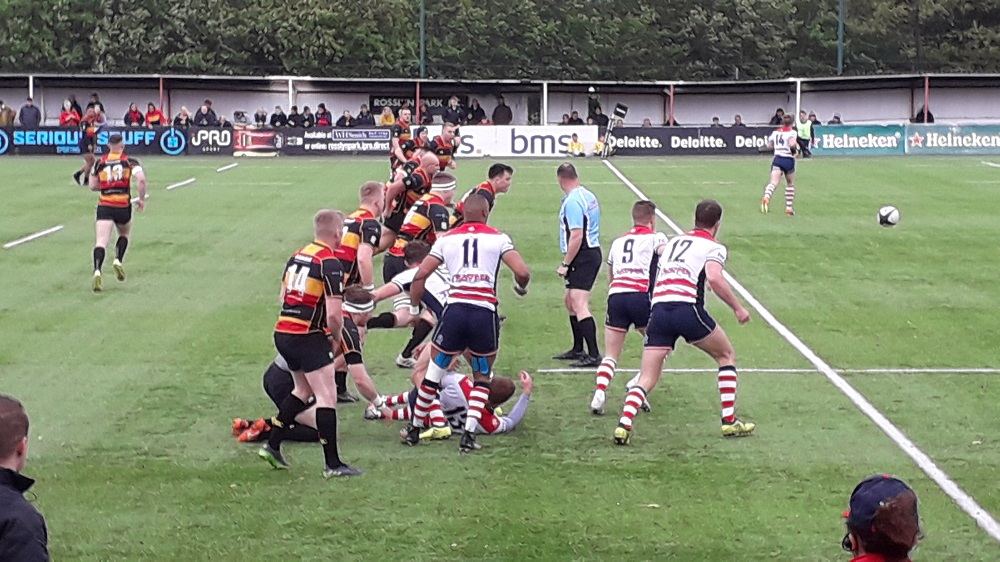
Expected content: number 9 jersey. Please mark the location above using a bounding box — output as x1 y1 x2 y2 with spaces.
651 229 727 306
607 225 669 296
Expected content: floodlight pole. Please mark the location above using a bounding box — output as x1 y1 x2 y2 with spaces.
28 74 34 99
419 0 426 79
541 81 548 124
836 0 845 75
794 78 802 118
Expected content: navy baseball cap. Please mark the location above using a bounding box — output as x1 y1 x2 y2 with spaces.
845 474 915 531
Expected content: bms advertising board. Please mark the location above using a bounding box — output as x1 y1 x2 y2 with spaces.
607 127 772 155
455 125 598 158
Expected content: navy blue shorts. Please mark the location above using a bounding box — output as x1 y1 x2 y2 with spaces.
772 156 795 173
605 292 651 331
644 302 717 349
422 292 444 318
432 302 500 356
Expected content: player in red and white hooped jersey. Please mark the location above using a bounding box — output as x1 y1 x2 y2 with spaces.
761 113 799 216
405 193 531 453
614 200 756 445
590 201 668 415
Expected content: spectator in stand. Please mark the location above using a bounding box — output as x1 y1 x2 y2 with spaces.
442 96 464 126
419 101 434 125
466 98 487 124
586 117 595 126
641 118 653 128
173 106 193 129
335 110 354 128
0 394 49 562
400 99 413 115
827 112 843 125
492 95 513 125
568 111 584 125
86 92 104 114
18 97 41 128
124 103 144 127
145 103 166 127
254 107 268 127
0 101 15 126
233 111 248 125
560 113 570 125
302 106 315 128
710 116 723 127
769 108 785 126
59 99 81 127
270 106 287 127
808 111 820 126
315 103 333 127
592 134 606 156
68 94 83 117
591 106 609 128
218 115 232 128
287 106 304 127
193 101 218 127
356 104 375 126
911 106 934 124
566 133 585 157
732 114 746 127
377 106 395 127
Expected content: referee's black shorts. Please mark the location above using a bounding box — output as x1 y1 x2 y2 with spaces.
564 246 602 291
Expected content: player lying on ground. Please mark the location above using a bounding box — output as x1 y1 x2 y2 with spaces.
590 201 666 415
88 133 147 292
761 113 799 216
614 199 755 445
366 370 533 440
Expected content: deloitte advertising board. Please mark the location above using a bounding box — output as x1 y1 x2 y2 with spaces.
607 127 772 155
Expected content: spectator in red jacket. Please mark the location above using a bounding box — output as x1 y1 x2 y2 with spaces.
145 103 166 127
59 99 81 127
315 103 333 126
124 103 144 126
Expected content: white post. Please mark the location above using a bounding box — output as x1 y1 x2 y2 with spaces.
287 79 295 110
541 81 548 125
794 78 802 118
28 74 34 99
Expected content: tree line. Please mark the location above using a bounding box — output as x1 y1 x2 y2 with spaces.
1 0 997 80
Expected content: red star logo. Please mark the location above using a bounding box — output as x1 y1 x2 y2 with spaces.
909 132 924 147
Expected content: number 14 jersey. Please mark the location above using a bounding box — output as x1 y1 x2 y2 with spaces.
429 222 515 312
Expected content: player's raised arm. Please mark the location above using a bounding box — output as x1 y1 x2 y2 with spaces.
704 260 750 324
408 252 443 314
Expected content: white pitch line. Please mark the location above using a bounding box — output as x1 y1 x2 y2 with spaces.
216 162 239 173
3 225 64 249
130 194 150 204
602 159 1000 542
165 177 196 191
538 367 1000 374
980 161 1000 168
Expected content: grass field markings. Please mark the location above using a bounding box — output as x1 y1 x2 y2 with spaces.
3 225 65 249
538 367 1000 374
602 158 1000 542
130 194 151 204
980 161 1000 168
166 177 197 191
216 163 239 173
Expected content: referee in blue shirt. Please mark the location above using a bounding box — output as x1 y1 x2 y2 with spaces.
554 163 602 367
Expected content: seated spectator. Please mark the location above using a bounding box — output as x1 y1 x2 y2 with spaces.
18 97 41 128
400 100 413 114
591 106 609 128
233 111 248 125
302 106 315 128
287 106 304 127
145 103 167 127
442 96 464 125
218 115 232 128
586 117 595 126
59 99 81 127
124 103 144 127
808 112 820 126
377 106 395 127
710 116 722 127
769 108 785 125
419 101 434 125
466 98 487 124
413 126 430 149
911 107 933 123
592 134 606 156
193 102 218 126
492 95 513 125
315 103 333 126
560 113 570 125
568 111 584 125
566 133 585 156
68 94 83 117
641 118 653 128
86 92 104 114
827 112 843 125
0 100 17 126
254 107 268 127
732 114 746 127
335 110 354 128
842 474 921 562
356 104 375 126
174 107 193 129
270 106 287 127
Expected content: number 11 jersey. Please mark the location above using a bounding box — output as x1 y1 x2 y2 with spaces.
429 222 515 312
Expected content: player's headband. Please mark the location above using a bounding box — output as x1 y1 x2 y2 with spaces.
430 179 457 192
343 299 375 314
